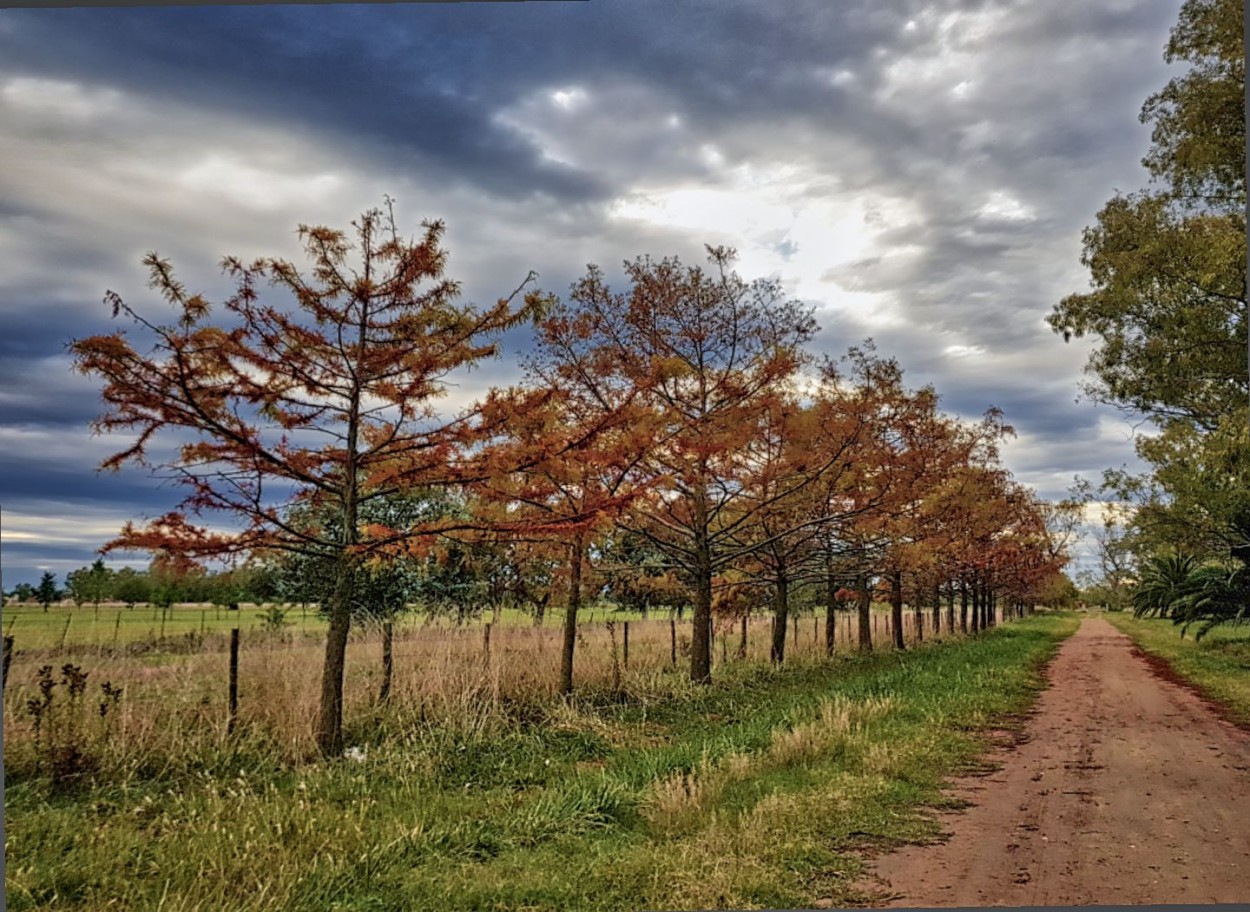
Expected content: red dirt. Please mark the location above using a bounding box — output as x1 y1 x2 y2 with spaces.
854 616 1250 907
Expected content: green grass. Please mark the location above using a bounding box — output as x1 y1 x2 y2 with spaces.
1 600 910 651
0 602 655 651
1103 611 1250 725
4 601 837 651
5 612 1078 911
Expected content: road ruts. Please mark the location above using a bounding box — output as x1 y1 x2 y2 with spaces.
856 615 1250 907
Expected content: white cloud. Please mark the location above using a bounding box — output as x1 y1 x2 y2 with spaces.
978 191 1036 222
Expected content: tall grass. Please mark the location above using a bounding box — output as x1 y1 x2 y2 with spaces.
3 605 973 778
5 605 1055 911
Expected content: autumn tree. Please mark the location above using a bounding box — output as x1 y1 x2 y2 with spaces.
542 247 816 683
724 366 872 664
466 389 648 694
71 203 550 756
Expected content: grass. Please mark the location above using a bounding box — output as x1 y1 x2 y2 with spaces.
0 602 632 650
1 600 924 650
4 611 1077 911
1103 611 1250 726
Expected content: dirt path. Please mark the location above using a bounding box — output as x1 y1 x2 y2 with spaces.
858 615 1250 907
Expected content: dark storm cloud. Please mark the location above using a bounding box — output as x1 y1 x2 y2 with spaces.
0 0 1185 584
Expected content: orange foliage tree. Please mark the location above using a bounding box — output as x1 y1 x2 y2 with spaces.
70 203 556 756
539 247 817 683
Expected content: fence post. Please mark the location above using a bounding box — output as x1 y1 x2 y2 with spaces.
228 627 239 735
606 620 621 693
2 635 12 693
380 621 394 703
113 611 122 648
670 616 677 668
201 610 207 636
623 621 630 670
58 614 72 652
483 622 492 665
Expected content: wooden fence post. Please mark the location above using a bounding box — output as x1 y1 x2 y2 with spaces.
606 620 621 693
670 616 677 668
623 621 630 670
227 627 239 735
380 621 394 703
483 622 492 665
58 614 72 652
2 635 13 692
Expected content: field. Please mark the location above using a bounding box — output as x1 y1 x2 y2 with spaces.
2 601 1065 911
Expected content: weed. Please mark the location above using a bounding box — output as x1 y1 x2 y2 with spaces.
24 663 122 788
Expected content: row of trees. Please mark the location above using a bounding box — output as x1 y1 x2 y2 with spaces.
72 207 1072 755
1050 0 1246 633
6 560 277 610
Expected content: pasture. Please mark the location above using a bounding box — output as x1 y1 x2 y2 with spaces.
2 600 1059 911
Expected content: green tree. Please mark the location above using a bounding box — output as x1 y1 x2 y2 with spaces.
1048 0 1248 594
113 568 151 608
1048 0 1245 432
36 571 59 611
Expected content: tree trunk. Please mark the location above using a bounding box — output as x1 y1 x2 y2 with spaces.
856 571 872 652
946 584 956 635
690 550 713 685
960 579 969 633
559 532 586 696
825 558 837 657
315 555 355 757
770 563 789 664
738 608 749 659
970 579 981 633
890 569 905 651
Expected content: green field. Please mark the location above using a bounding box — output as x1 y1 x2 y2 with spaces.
1103 612 1250 726
5 611 1077 911
0 602 657 651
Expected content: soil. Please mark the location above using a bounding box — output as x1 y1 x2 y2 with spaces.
855 616 1250 907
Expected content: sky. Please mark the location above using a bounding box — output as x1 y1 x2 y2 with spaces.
0 0 1184 588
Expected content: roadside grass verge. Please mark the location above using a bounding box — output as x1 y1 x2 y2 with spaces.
5 613 1077 912
1103 612 1250 726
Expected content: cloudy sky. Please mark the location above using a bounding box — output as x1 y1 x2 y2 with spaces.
0 0 1182 587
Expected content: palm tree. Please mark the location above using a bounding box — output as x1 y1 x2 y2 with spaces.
1132 553 1197 619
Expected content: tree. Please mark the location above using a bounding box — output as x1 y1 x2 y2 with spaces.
542 247 817 683
1048 0 1247 587
112 568 150 608
36 571 59 611
723 367 872 664
476 300 655 694
70 203 550 756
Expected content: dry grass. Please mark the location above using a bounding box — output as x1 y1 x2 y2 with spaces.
2 605 971 781
641 694 895 836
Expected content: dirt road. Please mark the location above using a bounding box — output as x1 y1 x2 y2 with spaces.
859 615 1250 907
